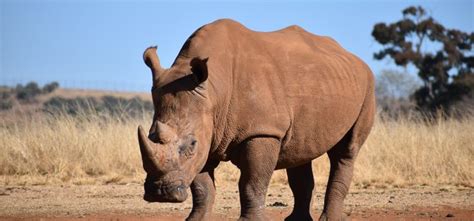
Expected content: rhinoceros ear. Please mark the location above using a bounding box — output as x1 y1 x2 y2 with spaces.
190 57 209 84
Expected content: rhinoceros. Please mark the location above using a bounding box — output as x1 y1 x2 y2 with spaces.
138 19 375 221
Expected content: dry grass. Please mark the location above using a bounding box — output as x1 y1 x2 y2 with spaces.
0 112 145 185
352 114 474 187
1 110 473 188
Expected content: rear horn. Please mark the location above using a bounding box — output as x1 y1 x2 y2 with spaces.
143 46 164 82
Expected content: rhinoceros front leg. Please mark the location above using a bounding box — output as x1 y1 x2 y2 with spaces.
236 137 280 221
186 171 215 221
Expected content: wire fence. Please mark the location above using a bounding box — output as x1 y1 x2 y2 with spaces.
0 77 150 92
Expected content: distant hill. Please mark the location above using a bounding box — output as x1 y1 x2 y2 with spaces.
0 82 153 119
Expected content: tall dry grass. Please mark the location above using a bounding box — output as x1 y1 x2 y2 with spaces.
0 111 146 185
1 110 473 187
353 114 474 187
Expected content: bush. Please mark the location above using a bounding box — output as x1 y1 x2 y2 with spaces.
16 82 42 103
44 96 100 115
102 95 154 118
43 95 153 119
42 82 59 94
0 90 13 110
9 81 61 104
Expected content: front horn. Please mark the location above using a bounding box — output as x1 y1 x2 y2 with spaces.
138 125 167 174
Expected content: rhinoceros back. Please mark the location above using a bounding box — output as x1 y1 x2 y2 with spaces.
175 19 373 166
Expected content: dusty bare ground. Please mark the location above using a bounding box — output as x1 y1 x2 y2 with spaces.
0 183 472 221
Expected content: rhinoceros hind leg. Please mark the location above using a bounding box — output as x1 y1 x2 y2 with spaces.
320 89 375 221
285 162 314 221
319 132 356 221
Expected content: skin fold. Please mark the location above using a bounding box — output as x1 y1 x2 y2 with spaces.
138 19 375 221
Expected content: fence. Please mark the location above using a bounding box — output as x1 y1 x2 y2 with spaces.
0 77 150 92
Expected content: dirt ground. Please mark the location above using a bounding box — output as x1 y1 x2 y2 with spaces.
0 183 472 221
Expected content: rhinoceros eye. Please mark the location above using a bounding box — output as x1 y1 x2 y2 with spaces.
179 138 197 158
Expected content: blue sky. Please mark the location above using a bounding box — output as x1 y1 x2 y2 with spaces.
1 0 472 92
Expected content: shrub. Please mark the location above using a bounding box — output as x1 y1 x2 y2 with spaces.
44 96 100 115
42 82 59 94
0 90 13 110
102 95 153 118
15 82 42 102
43 95 153 119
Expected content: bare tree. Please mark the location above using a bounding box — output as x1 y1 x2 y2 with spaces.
376 69 420 117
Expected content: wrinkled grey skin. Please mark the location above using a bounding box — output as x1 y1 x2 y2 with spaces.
138 19 375 221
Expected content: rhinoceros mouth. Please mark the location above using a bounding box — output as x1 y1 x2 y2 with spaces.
144 180 188 203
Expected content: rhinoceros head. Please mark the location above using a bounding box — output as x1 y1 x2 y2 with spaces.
138 46 213 203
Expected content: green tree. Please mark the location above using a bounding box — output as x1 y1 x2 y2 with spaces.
372 6 474 112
